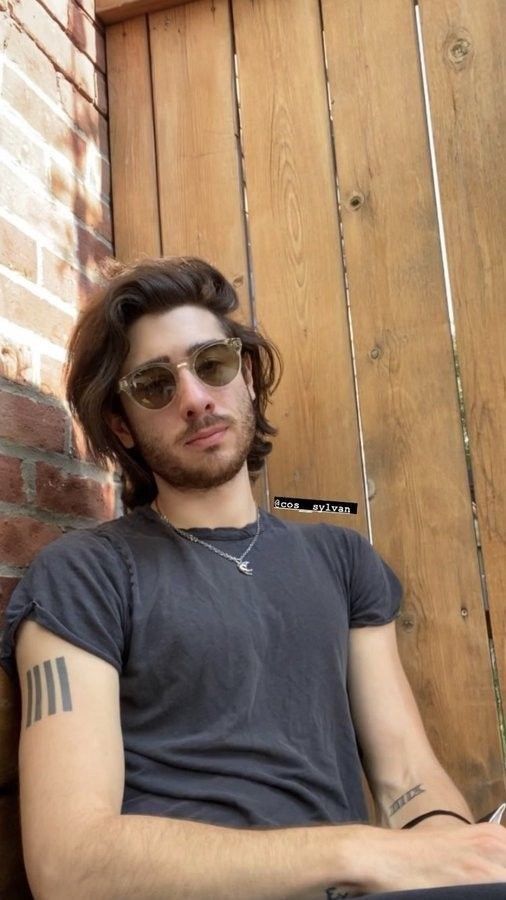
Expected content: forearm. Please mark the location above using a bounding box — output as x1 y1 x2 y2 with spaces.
51 813 368 900
375 759 474 830
46 804 506 899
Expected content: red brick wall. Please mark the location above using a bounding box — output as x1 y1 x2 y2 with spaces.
0 0 116 608
0 1 114 892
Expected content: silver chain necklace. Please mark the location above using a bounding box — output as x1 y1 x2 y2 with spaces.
154 501 261 575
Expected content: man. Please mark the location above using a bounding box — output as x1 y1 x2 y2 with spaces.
1 257 505 900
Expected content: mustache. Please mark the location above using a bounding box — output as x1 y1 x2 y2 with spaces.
181 416 234 443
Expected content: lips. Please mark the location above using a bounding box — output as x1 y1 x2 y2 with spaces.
186 426 228 444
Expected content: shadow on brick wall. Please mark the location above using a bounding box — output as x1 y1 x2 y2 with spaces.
0 369 118 897
0 659 33 899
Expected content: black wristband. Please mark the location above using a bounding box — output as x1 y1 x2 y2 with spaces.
402 809 472 829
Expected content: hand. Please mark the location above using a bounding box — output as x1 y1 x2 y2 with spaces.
352 822 506 894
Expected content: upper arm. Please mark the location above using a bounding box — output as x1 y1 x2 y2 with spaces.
347 621 439 792
15 619 124 896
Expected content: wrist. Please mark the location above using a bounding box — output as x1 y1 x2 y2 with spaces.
407 814 470 830
327 824 387 893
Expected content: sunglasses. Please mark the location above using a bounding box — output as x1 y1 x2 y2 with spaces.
117 337 243 410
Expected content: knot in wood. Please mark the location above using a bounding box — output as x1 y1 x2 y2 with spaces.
444 31 474 69
449 38 471 62
349 192 364 210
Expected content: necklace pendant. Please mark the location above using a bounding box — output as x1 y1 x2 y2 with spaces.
238 560 253 575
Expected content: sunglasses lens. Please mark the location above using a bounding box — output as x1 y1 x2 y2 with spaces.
195 342 240 386
126 342 240 409
130 366 176 409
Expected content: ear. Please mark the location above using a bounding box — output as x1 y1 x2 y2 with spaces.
241 352 256 401
106 410 136 449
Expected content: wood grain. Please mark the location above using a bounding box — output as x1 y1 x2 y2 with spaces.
106 17 161 262
418 0 506 713
149 1 249 305
232 0 367 538
322 0 503 814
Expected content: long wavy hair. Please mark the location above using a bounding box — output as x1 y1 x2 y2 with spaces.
65 256 283 511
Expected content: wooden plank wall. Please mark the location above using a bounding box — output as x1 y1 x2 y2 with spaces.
105 0 506 818
418 0 506 709
107 17 161 260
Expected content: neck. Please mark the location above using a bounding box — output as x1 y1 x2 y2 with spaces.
153 466 259 530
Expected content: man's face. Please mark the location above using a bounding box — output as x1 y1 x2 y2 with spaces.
113 304 257 492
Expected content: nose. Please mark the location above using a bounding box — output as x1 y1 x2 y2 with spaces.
175 366 216 418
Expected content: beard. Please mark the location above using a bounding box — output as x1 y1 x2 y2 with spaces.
125 389 257 492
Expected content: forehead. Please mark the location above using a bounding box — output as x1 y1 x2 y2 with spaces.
123 304 227 371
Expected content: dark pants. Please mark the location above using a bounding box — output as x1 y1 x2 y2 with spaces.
360 885 506 899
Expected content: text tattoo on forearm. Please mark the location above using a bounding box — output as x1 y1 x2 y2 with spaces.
389 784 425 816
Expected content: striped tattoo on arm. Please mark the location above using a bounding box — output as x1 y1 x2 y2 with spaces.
25 657 73 727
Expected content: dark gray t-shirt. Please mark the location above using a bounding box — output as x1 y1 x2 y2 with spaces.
0 505 402 828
